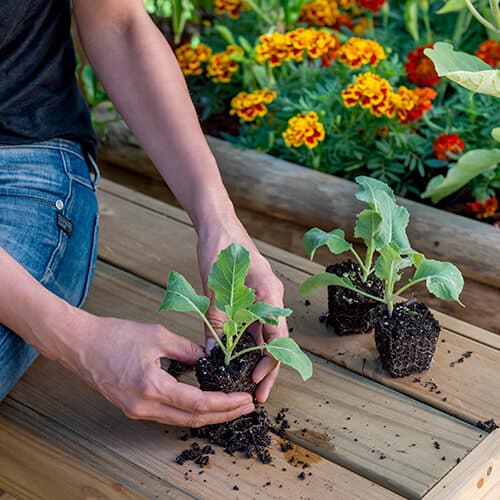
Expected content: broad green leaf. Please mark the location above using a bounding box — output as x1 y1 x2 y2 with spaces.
405 0 420 42
422 149 500 203
233 302 292 326
354 209 382 248
374 243 405 285
208 243 255 317
300 272 358 296
410 259 464 302
424 43 500 97
265 338 313 381
355 176 396 209
160 271 210 316
436 0 466 14
303 228 352 260
492 128 500 142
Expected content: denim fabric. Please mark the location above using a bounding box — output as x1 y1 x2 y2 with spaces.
0 138 99 401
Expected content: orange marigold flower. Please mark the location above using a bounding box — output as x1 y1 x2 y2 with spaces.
353 17 370 34
282 111 326 149
406 45 440 87
342 72 395 117
175 43 212 76
214 0 246 18
476 40 500 67
337 38 386 68
300 0 339 27
468 196 498 219
356 0 385 12
433 134 465 161
393 86 437 124
206 45 244 83
230 88 276 121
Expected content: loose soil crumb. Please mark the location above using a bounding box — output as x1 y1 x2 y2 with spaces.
434 441 441 450
477 419 499 432
175 443 214 467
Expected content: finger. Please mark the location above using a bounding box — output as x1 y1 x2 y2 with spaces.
252 355 278 385
204 290 226 353
137 401 256 428
158 327 205 364
247 322 264 346
160 379 253 413
255 364 280 403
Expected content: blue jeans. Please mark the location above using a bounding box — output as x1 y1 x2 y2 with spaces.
0 139 100 401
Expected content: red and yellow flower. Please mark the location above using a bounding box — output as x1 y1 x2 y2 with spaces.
206 45 244 83
214 0 246 19
476 40 500 68
337 38 386 68
342 72 395 117
282 111 326 149
433 134 465 161
468 196 498 219
175 43 212 76
300 0 340 26
230 88 276 121
405 45 440 87
356 0 385 12
394 86 437 124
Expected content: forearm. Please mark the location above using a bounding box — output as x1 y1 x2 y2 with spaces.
0 248 87 367
74 1 237 231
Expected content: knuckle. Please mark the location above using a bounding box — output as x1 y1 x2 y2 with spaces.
192 397 209 415
124 401 144 420
186 414 205 428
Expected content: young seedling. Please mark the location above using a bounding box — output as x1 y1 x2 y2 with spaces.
160 243 312 381
303 176 412 283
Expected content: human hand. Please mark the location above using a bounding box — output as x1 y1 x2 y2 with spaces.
64 313 254 427
196 217 288 403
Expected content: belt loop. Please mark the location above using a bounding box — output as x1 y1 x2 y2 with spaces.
83 150 101 190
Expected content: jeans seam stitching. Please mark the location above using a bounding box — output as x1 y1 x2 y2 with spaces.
0 144 85 162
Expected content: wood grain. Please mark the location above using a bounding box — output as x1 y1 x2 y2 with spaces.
79 261 484 498
95 184 500 425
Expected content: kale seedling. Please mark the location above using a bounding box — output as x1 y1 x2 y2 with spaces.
301 178 464 316
160 243 312 381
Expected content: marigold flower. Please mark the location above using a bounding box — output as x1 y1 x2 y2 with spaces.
230 88 276 121
468 196 498 219
342 72 395 117
214 0 246 18
353 17 370 34
476 40 500 68
393 86 437 124
356 0 385 12
300 0 339 27
433 134 465 161
282 111 326 149
175 43 212 76
406 45 440 87
337 38 386 68
206 45 244 83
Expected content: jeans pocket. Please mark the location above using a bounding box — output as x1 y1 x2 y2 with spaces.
78 213 100 307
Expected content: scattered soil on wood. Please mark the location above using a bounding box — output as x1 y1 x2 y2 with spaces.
325 260 384 336
477 419 499 432
374 302 440 378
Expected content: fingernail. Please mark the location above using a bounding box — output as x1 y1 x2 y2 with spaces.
205 338 217 354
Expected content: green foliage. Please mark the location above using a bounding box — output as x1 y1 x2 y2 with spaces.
160 244 312 380
302 228 352 260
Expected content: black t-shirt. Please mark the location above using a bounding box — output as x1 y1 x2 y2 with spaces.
0 0 97 156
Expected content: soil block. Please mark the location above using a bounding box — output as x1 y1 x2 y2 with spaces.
374 302 441 378
325 260 384 336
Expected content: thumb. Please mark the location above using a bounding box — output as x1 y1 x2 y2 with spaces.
204 291 226 353
159 327 205 364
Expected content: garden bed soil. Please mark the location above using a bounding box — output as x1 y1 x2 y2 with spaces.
325 260 384 336
374 302 441 378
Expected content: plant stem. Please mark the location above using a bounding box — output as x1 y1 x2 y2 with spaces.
422 5 432 44
362 246 375 283
229 345 266 362
392 278 426 299
491 0 500 28
245 0 273 25
464 0 499 32
350 247 367 274
200 315 228 357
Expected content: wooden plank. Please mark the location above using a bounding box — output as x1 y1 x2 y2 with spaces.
95 186 500 425
0 415 141 500
78 262 484 498
7 361 402 500
423 430 500 499
95 120 500 291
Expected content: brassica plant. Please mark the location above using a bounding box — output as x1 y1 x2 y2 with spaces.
160 243 312 380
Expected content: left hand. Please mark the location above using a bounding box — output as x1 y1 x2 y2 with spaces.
196 217 288 403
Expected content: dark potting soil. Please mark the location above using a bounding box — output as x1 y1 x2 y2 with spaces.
374 302 441 378
477 419 499 432
325 260 384 336
167 360 193 379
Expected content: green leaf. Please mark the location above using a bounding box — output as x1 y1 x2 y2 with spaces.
405 0 420 42
300 272 358 296
355 176 396 209
410 259 464 302
492 128 500 142
354 209 382 248
436 0 466 14
302 228 352 260
424 43 500 97
422 149 500 203
374 243 405 285
233 302 292 326
265 338 313 381
208 244 255 317
160 271 210 316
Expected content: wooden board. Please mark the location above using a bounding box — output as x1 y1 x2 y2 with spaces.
95 183 500 426
77 261 484 498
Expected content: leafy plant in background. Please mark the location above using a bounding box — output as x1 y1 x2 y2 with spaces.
160 243 313 380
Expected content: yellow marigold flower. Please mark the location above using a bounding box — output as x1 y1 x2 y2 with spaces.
282 111 326 149
214 0 246 19
353 17 370 35
342 72 395 118
337 37 386 68
230 88 276 121
175 43 212 76
256 32 291 66
300 0 339 27
207 45 244 83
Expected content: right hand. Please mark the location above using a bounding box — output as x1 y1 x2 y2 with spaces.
63 313 254 427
